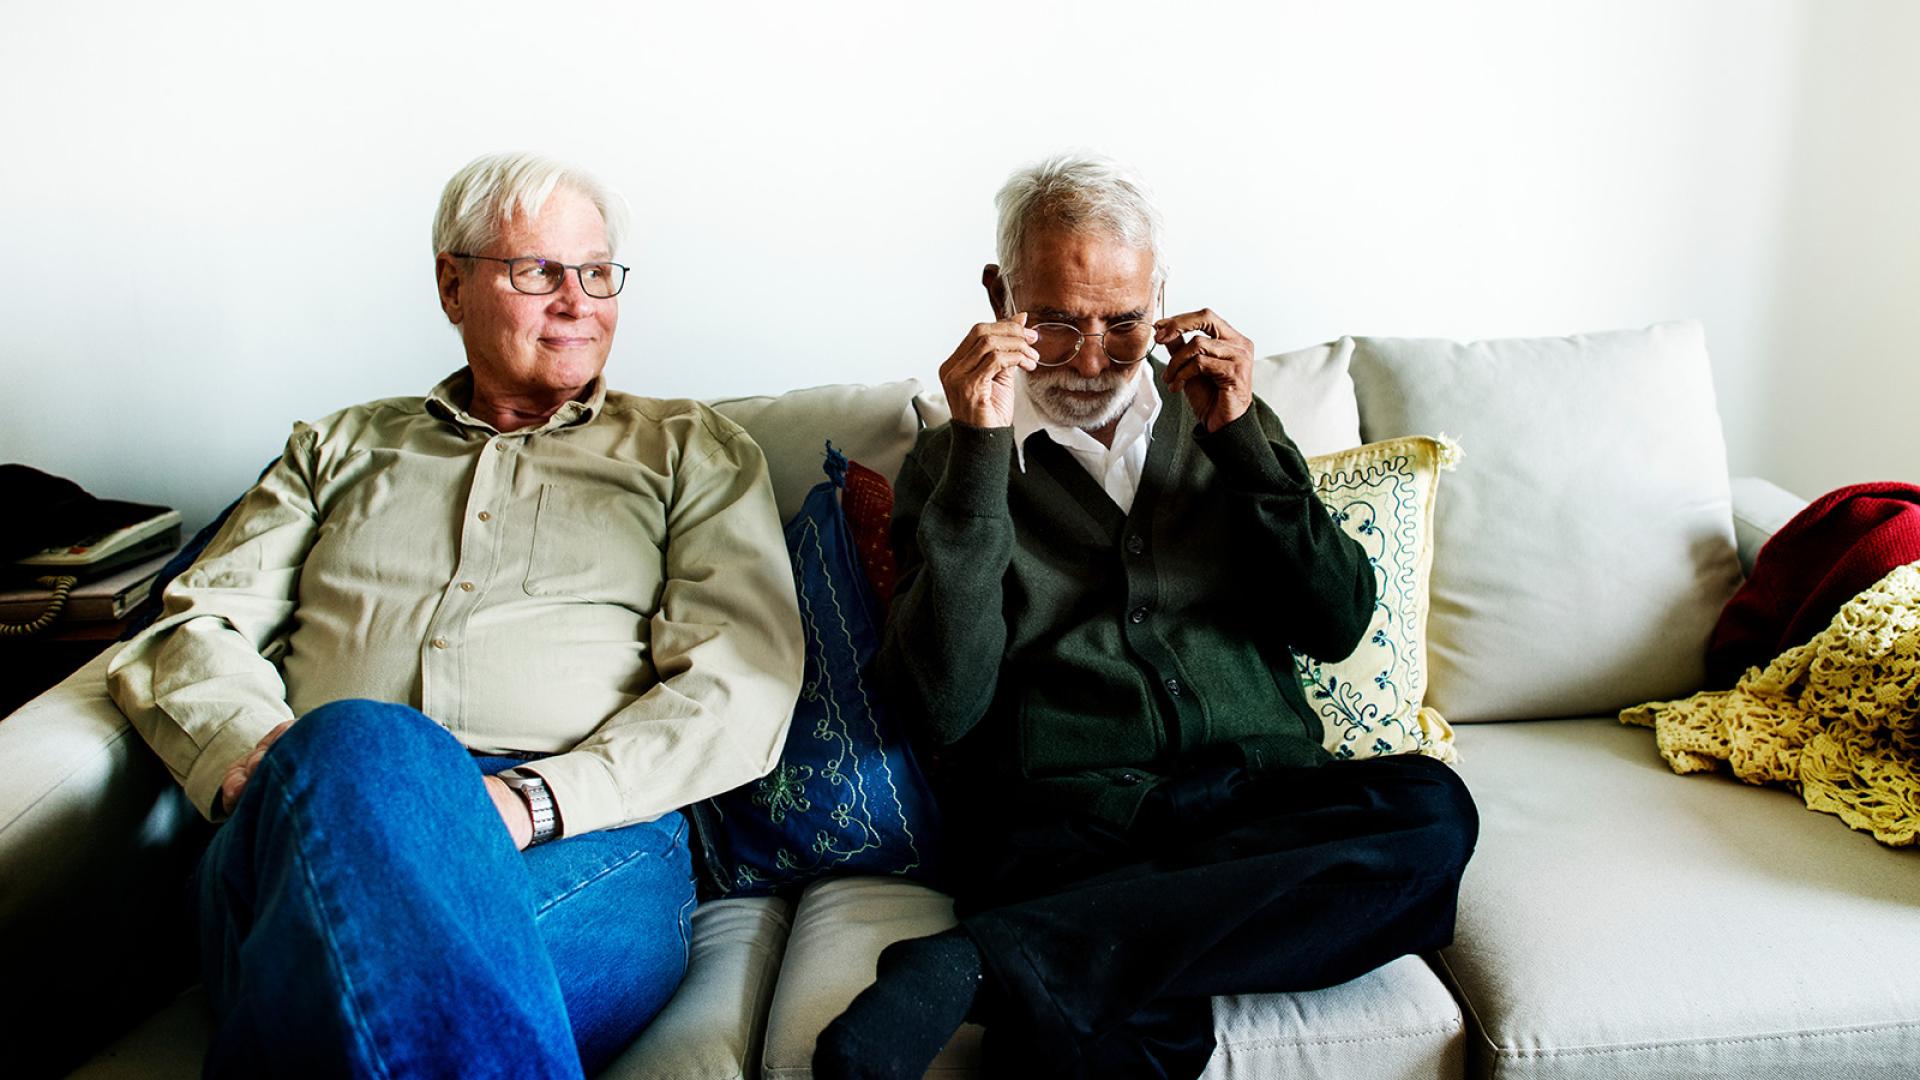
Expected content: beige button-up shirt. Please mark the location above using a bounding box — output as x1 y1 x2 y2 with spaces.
108 369 805 837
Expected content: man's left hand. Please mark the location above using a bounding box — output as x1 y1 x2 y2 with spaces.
483 774 536 851
1156 309 1255 433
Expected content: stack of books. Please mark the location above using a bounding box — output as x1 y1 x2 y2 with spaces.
2 510 183 634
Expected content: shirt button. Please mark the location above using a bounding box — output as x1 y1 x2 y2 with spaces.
1129 606 1149 624
1126 535 1145 556
459 581 475 592
477 511 492 522
1165 677 1183 697
431 637 449 650
494 442 510 452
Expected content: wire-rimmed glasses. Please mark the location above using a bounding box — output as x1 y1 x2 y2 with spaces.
450 253 629 298
1030 319 1157 367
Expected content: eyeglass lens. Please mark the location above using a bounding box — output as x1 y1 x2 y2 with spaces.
508 258 626 298
1031 321 1155 366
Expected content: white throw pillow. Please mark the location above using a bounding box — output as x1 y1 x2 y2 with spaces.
1348 322 1743 722
709 380 926 523
1253 337 1364 457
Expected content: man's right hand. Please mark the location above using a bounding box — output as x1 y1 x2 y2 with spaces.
220 720 293 813
939 313 1039 429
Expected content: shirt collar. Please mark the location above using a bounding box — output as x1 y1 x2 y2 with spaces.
1011 365 1162 472
425 367 606 435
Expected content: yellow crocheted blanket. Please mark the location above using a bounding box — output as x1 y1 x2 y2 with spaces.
1620 561 1920 846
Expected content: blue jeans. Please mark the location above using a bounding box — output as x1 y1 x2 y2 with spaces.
195 699 696 1078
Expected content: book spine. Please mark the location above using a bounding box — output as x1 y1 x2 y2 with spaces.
0 593 135 623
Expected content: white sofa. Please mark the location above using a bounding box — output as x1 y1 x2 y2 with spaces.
11 329 1920 1079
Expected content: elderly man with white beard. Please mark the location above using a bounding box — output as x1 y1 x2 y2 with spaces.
814 154 1479 1079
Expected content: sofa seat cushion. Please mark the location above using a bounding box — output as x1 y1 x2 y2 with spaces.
760 876 1464 1079
63 987 210 1079
66 896 794 1080
1442 717 1920 1080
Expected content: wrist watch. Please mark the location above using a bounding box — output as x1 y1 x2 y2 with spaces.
502 772 559 846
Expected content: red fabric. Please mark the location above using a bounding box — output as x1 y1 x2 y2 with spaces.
1706 482 1920 687
841 459 897 607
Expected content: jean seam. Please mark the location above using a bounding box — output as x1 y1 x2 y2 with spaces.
677 891 696 967
265 759 395 1080
532 842 664 918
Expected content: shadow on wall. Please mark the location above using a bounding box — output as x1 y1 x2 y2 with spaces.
1760 0 1920 496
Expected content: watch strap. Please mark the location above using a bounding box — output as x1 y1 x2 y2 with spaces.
502 771 559 846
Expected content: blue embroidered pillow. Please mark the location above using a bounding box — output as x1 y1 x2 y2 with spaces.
689 444 942 897
1294 435 1461 763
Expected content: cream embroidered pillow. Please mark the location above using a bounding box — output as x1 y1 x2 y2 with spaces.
1296 435 1460 763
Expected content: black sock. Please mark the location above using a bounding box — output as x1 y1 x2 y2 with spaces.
813 928 985 1080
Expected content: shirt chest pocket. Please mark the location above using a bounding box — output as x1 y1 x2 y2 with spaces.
522 484 668 611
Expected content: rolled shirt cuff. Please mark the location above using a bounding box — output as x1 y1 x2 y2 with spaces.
511 748 627 837
184 714 287 823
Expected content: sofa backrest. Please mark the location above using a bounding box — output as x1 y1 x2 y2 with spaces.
708 381 931 524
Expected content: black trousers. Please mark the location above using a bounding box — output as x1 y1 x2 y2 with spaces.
951 753 1478 1079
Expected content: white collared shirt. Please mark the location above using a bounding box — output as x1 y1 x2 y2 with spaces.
1012 368 1164 514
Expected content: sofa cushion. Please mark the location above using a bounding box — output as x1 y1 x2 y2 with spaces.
1253 336 1364 458
759 876 1465 1079
1349 323 1744 721
66 896 796 1080
64 987 210 1080
1440 716 1920 1080
1209 959 1465 1080
1300 435 1459 762
709 380 928 523
602 897 796 1079
761 877 978 1078
1 650 209 1077
1730 476 1809 576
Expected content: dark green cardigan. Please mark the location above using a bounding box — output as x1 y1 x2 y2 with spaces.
878 369 1377 832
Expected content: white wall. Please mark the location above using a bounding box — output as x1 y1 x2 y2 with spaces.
2 0 1910 532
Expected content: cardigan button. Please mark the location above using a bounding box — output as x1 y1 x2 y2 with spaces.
1117 771 1142 786
1129 606 1149 624
1126 534 1144 555
1165 677 1183 697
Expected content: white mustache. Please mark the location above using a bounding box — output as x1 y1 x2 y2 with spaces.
1033 371 1127 392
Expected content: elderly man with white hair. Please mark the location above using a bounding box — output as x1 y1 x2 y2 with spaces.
814 154 1479 1079
108 152 804 1077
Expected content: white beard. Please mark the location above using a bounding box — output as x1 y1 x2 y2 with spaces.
1026 367 1140 431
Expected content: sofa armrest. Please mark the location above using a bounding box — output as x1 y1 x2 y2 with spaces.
1 646 208 1074
1729 476 1808 577
0 648 199 922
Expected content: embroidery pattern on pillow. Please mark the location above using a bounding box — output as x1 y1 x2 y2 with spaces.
1295 435 1461 763
689 443 942 897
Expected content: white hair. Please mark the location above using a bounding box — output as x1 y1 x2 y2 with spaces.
993 152 1166 316
431 151 629 257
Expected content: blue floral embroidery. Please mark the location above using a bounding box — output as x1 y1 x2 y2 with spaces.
1293 445 1441 761
690 446 944 898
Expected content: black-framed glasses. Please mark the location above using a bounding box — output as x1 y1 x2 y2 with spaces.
451 253 629 298
1030 319 1156 367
